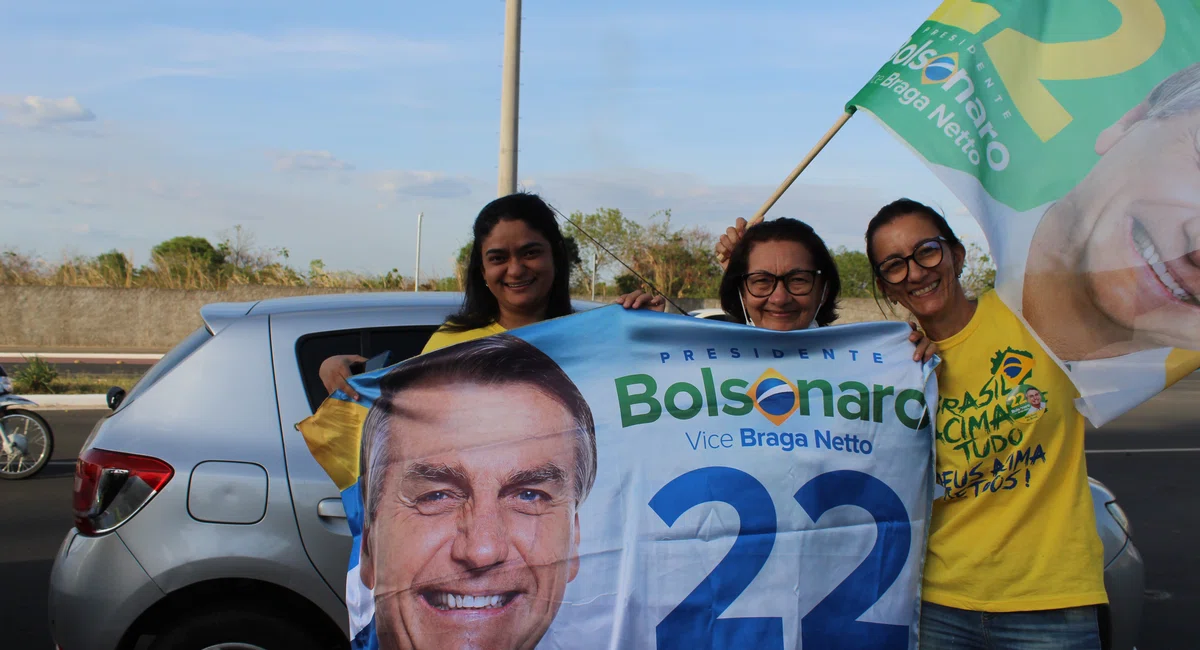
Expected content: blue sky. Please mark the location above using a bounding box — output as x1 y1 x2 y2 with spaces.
0 0 984 279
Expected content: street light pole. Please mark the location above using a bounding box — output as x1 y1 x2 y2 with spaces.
498 0 521 196
414 212 423 292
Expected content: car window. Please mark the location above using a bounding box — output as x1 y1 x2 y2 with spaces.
295 326 438 413
364 327 437 366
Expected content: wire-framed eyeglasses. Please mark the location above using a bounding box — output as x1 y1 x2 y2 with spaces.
875 237 948 284
742 270 822 298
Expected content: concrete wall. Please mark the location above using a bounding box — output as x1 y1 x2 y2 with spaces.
0 286 911 351
0 285 349 351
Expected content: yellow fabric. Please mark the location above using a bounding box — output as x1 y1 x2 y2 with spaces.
297 398 369 491
297 322 508 489
1166 348 1200 387
923 291 1107 612
421 321 507 354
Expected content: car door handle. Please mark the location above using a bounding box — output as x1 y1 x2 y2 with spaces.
317 498 346 519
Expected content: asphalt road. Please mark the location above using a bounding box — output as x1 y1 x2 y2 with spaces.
2 380 1198 649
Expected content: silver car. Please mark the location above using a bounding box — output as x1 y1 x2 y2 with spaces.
47 292 1143 650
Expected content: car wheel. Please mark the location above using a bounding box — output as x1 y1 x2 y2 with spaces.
146 607 333 650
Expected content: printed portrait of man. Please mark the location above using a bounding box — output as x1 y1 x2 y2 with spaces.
357 334 598 650
1024 386 1044 412
1023 63 1200 361
1006 384 1046 423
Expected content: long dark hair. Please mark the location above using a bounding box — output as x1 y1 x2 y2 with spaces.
443 192 574 332
718 217 841 326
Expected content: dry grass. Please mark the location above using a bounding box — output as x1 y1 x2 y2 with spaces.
0 249 428 291
13 372 141 395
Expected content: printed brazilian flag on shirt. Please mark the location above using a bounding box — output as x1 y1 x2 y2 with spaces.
848 0 1200 427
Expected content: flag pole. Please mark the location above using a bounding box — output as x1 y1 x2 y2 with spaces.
752 110 854 226
718 110 854 263
497 0 522 196
414 211 423 292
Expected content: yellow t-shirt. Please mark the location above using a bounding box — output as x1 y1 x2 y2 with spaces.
421 321 507 354
923 290 1107 612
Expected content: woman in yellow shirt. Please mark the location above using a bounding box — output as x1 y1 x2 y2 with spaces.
866 199 1107 649
320 191 665 397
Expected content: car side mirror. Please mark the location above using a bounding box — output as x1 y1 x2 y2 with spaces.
106 386 126 411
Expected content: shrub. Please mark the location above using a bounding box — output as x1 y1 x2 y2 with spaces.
13 356 58 394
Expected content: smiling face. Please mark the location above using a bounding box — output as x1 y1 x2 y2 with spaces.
740 240 825 331
1025 388 1043 409
1030 113 1200 353
870 213 967 323
480 219 556 323
361 381 581 650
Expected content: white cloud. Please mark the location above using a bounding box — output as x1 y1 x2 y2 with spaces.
0 95 95 128
16 27 461 91
272 150 355 173
66 197 107 209
146 179 202 201
374 170 474 199
158 27 451 69
0 175 41 188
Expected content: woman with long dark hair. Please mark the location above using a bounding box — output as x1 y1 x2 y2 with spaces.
322 192 659 398
865 198 1107 649
321 192 574 397
424 191 575 346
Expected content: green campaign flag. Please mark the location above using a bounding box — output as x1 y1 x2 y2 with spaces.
848 0 1200 426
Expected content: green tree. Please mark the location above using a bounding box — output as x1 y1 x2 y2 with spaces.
962 242 997 298
623 210 721 302
833 247 874 298
151 236 224 270
561 208 642 297
614 273 642 295
454 240 473 290
95 250 133 286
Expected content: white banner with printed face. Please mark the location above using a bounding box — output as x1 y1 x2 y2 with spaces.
301 307 938 650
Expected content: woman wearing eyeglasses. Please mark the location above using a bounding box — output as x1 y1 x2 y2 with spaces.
715 217 842 330
699 216 936 362
866 199 1107 649
623 217 843 329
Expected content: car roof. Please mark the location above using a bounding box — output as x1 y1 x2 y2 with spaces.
199 291 607 334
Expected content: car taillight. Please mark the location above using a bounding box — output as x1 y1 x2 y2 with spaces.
73 448 174 536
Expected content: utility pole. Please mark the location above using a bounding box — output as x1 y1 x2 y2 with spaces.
497 0 521 196
591 252 598 301
414 212 423 292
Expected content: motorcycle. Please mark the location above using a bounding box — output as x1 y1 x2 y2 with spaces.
0 364 55 479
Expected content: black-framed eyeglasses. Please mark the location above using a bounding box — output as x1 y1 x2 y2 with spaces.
742 270 822 298
875 237 947 284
